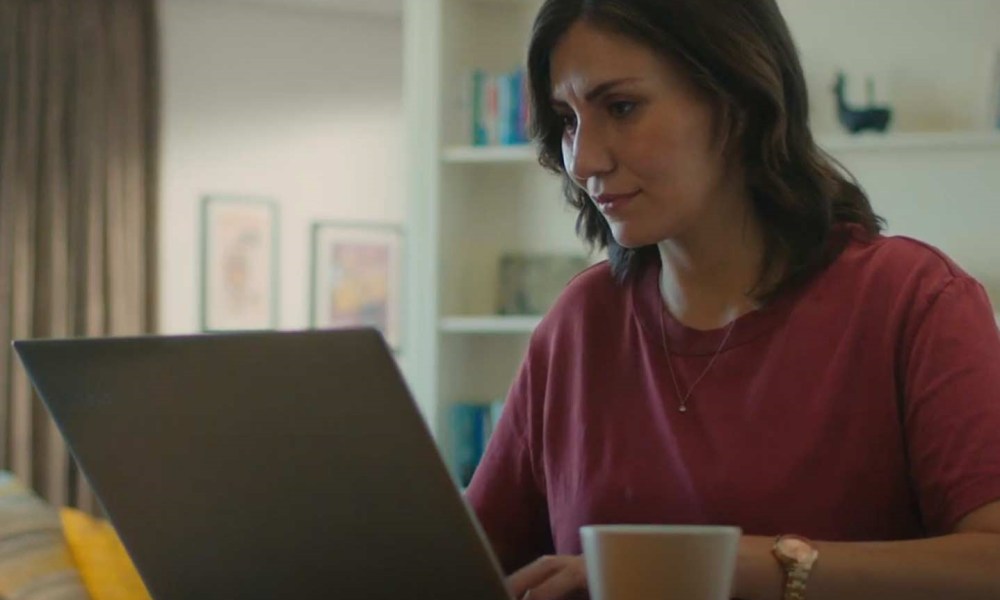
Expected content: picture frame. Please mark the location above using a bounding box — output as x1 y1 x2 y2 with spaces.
497 253 590 316
309 221 403 350
200 195 279 332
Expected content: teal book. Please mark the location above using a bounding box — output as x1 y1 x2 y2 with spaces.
472 70 488 146
509 69 524 144
449 403 488 487
497 72 510 144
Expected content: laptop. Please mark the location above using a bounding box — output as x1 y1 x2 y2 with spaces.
13 328 513 600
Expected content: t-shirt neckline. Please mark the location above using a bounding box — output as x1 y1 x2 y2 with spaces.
629 257 801 356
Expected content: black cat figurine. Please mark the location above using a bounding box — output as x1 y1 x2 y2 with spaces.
833 71 893 134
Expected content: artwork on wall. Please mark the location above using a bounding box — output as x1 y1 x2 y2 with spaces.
200 195 279 331
497 253 590 316
310 221 403 350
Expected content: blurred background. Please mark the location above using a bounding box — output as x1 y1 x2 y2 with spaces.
1 0 999 524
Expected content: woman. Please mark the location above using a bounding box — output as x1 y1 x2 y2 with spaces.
464 1 1000 599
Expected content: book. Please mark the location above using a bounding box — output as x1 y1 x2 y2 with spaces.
470 68 530 146
497 253 591 315
992 49 1000 129
497 72 510 144
449 402 488 487
448 399 507 488
516 69 531 143
472 70 488 146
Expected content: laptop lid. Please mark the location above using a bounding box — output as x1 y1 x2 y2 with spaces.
13 328 512 600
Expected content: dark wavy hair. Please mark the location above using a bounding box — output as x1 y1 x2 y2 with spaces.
527 0 884 299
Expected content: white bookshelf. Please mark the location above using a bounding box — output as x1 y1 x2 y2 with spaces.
439 315 542 334
404 0 560 457
818 131 1000 153
442 144 536 163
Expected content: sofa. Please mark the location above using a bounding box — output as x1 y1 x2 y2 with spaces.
0 471 151 600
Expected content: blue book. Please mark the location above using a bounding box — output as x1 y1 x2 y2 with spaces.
992 51 1000 129
472 70 488 146
509 69 524 144
450 403 488 487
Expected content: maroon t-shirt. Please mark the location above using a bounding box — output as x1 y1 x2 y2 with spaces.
466 230 1000 574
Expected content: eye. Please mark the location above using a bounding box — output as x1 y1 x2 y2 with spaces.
608 100 636 118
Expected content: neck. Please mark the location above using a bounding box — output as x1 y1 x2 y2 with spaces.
657 193 768 331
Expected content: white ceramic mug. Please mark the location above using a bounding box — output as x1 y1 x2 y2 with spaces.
580 524 741 600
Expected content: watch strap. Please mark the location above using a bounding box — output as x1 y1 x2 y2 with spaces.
782 565 810 600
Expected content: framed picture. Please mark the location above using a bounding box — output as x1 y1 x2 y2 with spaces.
497 253 589 315
310 221 403 350
200 196 279 331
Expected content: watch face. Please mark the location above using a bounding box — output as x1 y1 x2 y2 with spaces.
778 538 816 563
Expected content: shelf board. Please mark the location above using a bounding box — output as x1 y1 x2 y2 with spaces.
439 315 541 334
441 144 535 163
819 131 1000 152
441 131 1000 164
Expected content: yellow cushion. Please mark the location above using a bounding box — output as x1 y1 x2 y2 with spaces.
0 472 89 599
59 507 152 600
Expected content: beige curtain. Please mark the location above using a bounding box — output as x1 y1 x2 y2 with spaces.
0 0 159 512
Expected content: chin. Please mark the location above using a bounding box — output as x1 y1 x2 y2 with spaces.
609 222 673 249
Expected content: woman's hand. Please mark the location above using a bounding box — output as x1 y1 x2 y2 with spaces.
506 554 589 600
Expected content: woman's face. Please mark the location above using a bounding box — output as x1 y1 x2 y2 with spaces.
550 20 741 248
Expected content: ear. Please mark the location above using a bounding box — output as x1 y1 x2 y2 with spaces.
713 99 746 163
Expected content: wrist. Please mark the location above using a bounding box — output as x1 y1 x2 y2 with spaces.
734 535 785 600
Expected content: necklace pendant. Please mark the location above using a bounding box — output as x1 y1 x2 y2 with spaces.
679 404 688 413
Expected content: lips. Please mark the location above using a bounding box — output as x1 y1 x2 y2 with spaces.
593 190 640 216
594 191 640 205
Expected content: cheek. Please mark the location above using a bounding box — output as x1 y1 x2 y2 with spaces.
632 103 718 170
625 131 684 181
635 126 722 189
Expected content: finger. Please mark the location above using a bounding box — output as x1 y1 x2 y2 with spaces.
506 556 566 598
520 559 587 600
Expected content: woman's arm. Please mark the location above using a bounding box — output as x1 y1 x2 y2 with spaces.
504 501 1000 600
735 500 1000 600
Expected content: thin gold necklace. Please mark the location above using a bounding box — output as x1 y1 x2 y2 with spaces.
657 307 736 413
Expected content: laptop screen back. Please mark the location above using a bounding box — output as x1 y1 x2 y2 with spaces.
14 329 511 600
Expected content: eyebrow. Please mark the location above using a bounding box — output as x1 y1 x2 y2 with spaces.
551 77 641 107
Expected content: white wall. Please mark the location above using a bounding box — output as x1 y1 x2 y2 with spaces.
780 0 1000 133
775 0 1000 293
159 0 403 333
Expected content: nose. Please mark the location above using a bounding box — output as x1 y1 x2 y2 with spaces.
564 123 614 185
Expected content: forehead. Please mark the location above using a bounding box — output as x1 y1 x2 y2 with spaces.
550 20 665 100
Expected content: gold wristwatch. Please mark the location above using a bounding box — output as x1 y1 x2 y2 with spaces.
771 534 819 600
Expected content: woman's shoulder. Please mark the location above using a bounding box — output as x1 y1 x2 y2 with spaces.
822 229 983 321
564 259 619 295
837 229 971 288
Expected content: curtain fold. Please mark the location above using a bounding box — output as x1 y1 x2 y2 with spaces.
0 0 159 512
